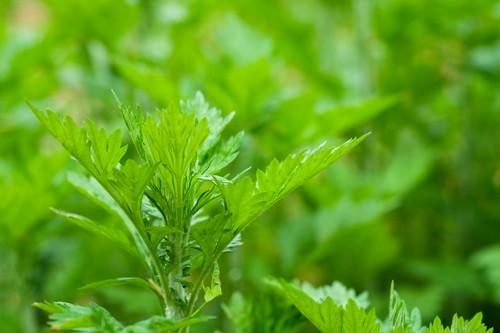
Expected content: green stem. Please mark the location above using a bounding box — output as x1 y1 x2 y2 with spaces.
143 228 171 312
179 263 212 333
105 183 173 315
186 264 209 315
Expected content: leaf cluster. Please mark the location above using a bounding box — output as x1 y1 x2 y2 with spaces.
270 279 493 333
30 93 365 330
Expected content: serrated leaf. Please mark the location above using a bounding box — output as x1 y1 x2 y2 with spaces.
33 301 123 332
29 104 151 218
181 91 235 154
270 278 380 333
254 136 368 203
29 104 129 180
85 121 127 177
191 213 235 258
34 301 213 333
343 300 380 333
200 131 244 175
299 281 369 308
143 105 209 177
115 95 147 159
386 283 422 333
222 135 369 233
146 225 181 247
29 104 94 172
425 313 493 333
111 159 157 216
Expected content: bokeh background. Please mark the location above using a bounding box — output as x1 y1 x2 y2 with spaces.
0 0 499 332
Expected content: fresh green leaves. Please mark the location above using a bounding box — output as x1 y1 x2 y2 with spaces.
33 301 213 332
270 279 493 333
30 92 365 330
270 278 378 333
33 302 123 332
221 135 368 233
28 103 126 180
425 314 493 333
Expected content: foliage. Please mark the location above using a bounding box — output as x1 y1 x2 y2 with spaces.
29 93 365 331
0 0 498 332
270 279 493 333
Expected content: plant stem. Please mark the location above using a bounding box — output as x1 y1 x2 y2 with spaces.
186 263 209 315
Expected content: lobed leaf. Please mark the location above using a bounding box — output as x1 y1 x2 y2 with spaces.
425 314 493 333
222 135 369 233
33 301 123 332
34 301 213 332
386 283 423 333
269 278 379 333
180 91 235 154
271 279 493 333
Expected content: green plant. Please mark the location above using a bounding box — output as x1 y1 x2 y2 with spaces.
29 92 365 332
269 279 493 333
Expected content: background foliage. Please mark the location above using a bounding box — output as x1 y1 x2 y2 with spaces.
0 0 498 332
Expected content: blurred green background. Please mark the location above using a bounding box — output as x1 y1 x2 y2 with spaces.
0 0 499 332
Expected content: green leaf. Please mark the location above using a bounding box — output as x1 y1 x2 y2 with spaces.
386 283 422 333
343 300 380 333
270 278 380 333
298 281 369 309
115 94 147 159
79 277 154 292
34 301 213 332
142 104 209 177
270 280 492 333
203 262 222 303
67 173 122 217
51 208 134 254
425 313 493 333
33 301 123 332
29 104 151 218
191 213 235 258
200 131 244 175
254 136 368 202
181 91 235 154
111 159 157 216
146 225 181 247
85 121 127 177
222 135 369 232
28 103 128 180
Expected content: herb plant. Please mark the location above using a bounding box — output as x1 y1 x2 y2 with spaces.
29 93 366 331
